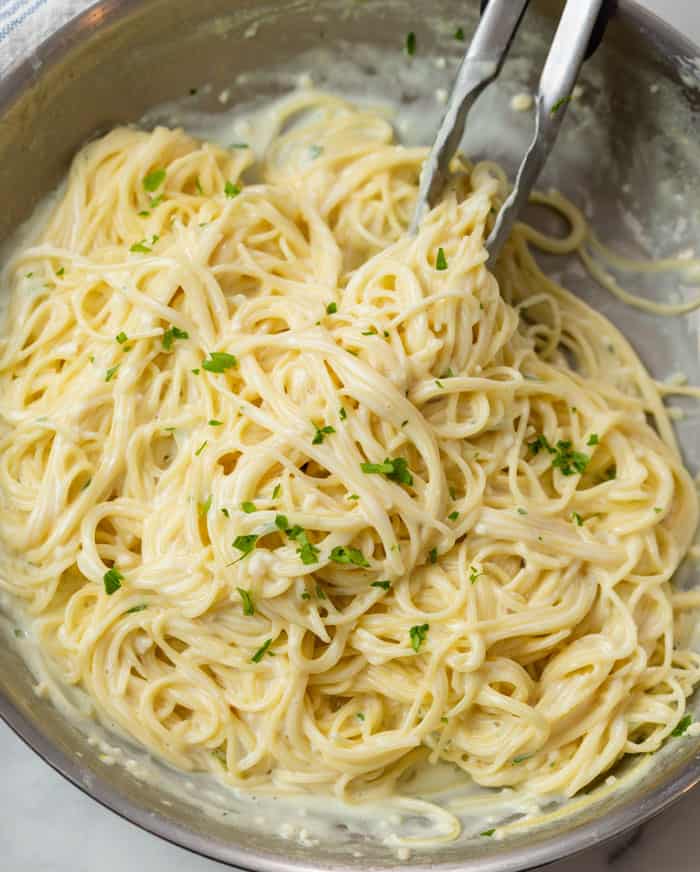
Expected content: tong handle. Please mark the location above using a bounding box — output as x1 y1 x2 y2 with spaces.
409 0 530 233
486 0 606 262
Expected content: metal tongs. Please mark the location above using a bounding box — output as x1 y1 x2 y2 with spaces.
411 0 612 263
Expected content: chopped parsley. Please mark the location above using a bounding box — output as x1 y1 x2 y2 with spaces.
125 603 147 614
448 511 459 521
208 419 223 426
296 531 320 565
194 440 207 457
275 514 289 532
405 31 416 55
115 331 128 344
233 534 258 559
360 456 413 486
654 507 663 513
480 829 495 838
103 568 123 595
326 302 337 315
162 325 189 350
428 547 438 564
301 591 311 600
143 168 166 192
272 483 282 500
571 511 583 526
251 638 273 663
435 379 444 389
441 368 455 378
339 406 347 421
512 753 533 765
221 507 230 518
517 507 527 515
347 494 359 501
105 365 119 382
202 351 238 372
529 435 589 476
237 587 255 616
357 712 365 721
230 142 249 149
550 95 572 115
587 433 599 446
371 580 391 590
198 495 212 516
454 26 465 40
409 623 429 652
224 181 241 198
329 546 369 567
312 424 336 445
56 267 65 277
435 247 448 270
195 177 204 195
130 235 158 253
671 714 692 737
469 565 480 584
362 326 377 336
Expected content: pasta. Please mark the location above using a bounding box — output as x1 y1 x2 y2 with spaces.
0 90 698 814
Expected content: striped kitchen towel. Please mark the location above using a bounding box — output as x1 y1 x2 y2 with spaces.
0 0 93 79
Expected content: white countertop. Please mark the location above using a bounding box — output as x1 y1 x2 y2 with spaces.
2 1 700 870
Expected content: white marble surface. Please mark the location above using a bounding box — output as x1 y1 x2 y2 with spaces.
2 1 700 870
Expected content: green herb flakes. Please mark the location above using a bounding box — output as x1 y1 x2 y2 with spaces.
198 495 212 517
571 511 583 526
436 247 448 270
162 325 189 350
371 580 391 591
360 456 413 486
202 351 238 373
251 638 273 663
469 566 480 584
272 483 282 500
550 95 572 115
115 331 128 345
195 440 207 457
409 623 429 652
241 501 257 514
454 26 465 40
103 568 123 595
405 31 416 55
237 587 255 616
428 547 438 564
125 603 147 614
587 433 599 446
233 534 258 559
143 168 166 192
671 714 692 737
105 365 119 382
329 546 369 567
225 181 241 198
326 302 337 315
448 511 459 522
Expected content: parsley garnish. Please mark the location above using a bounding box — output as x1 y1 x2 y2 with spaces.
233 534 258 559
357 712 365 721
671 714 692 737
428 547 438 564
130 235 158 253
237 587 255 616
409 623 429 652
195 177 204 195
454 26 465 40
329 546 369 567
435 379 444 389
326 302 337 315
221 507 230 518
517 507 527 515
362 326 377 336
529 435 589 476
301 591 311 600
587 433 599 446
448 511 459 521
56 267 65 276
360 457 413 486
209 419 223 426
272 483 282 500
512 753 533 765
225 181 241 198
103 568 123 595
347 494 359 501
143 168 166 192
125 603 147 614
312 424 335 445
571 511 583 526
405 31 416 55
469 566 480 584
202 351 238 372
480 829 495 837
339 407 347 421
241 501 256 513
162 325 189 350
550 95 572 115
371 580 391 590
195 440 207 456
251 638 273 663
296 530 319 565
116 331 128 344
105 365 119 382
436 247 448 270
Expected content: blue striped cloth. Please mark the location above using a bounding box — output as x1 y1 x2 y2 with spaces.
0 0 91 76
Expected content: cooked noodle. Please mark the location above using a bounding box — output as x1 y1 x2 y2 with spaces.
0 91 698 813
